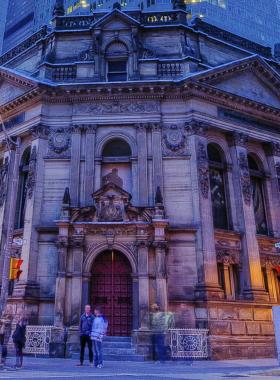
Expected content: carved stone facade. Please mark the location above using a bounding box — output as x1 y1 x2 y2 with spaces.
0 6 280 362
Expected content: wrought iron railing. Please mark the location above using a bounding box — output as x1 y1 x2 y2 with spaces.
25 325 53 355
169 328 209 359
158 62 182 77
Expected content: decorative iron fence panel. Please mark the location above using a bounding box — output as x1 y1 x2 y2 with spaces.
169 328 209 359
25 325 53 355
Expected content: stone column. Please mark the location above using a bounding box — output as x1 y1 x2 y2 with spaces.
221 263 232 300
227 132 268 301
151 123 163 201
0 149 15 285
188 121 223 300
265 264 277 303
131 274 139 330
14 125 49 298
263 142 280 237
54 231 69 328
131 157 138 205
70 234 85 326
82 272 92 309
136 225 150 328
84 124 97 205
94 157 102 191
153 241 168 312
135 123 148 206
70 125 82 207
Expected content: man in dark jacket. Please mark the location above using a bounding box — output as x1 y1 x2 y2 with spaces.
77 305 94 366
12 311 28 369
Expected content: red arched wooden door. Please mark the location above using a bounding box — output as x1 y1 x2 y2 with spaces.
91 250 133 336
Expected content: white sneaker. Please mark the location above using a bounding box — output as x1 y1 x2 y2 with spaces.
97 365 103 368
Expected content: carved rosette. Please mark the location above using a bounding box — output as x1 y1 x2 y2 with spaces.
162 124 188 156
47 127 71 157
239 152 251 206
0 157 9 207
227 132 248 148
26 146 37 199
197 142 209 198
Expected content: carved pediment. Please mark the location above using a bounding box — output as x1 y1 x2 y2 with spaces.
0 68 37 106
92 9 140 30
71 206 96 222
208 71 280 109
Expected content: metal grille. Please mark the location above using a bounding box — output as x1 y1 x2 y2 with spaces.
25 325 52 355
169 328 209 359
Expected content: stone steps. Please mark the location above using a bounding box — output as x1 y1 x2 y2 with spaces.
72 336 148 362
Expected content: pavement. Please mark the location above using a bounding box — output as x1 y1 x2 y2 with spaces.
0 357 280 380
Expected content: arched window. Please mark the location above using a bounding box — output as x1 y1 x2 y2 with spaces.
101 139 132 193
106 42 128 82
15 149 30 229
248 154 268 236
102 139 131 157
207 144 228 230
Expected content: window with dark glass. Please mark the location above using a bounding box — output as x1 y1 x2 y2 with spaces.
207 144 228 230
102 139 131 157
107 61 127 82
15 150 30 229
248 154 268 236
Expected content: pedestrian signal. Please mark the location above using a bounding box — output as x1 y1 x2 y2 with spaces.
9 258 23 280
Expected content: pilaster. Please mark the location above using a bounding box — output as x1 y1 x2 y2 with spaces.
227 132 268 301
84 124 97 205
188 120 223 300
150 123 163 204
135 123 148 206
70 125 82 207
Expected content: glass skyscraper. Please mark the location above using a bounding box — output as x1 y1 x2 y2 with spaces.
1 0 280 54
0 0 8 53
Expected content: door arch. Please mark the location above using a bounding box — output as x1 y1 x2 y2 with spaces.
91 250 133 336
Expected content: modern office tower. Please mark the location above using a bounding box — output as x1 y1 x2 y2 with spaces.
0 0 8 54
185 0 280 48
2 0 36 53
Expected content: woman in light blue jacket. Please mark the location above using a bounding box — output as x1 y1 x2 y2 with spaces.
90 307 108 368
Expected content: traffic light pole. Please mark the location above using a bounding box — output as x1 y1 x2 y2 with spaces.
0 137 21 317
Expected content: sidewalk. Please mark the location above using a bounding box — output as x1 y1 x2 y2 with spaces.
0 357 279 379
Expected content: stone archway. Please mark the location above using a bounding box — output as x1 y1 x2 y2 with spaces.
90 249 133 336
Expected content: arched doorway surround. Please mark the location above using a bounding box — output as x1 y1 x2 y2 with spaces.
91 249 133 336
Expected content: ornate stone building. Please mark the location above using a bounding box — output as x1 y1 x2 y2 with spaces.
0 1 280 360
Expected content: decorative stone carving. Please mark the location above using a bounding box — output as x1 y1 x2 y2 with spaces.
26 146 37 199
132 32 155 59
136 241 151 248
153 241 168 250
197 142 209 198
52 0 65 17
227 132 249 147
55 239 69 250
150 123 162 132
263 142 280 157
162 124 187 155
29 124 50 140
260 254 280 268
99 199 123 222
79 44 94 61
84 124 97 134
93 33 102 54
134 123 149 133
85 226 137 236
69 238 85 249
187 120 210 136
73 101 160 115
47 127 71 157
71 125 83 134
0 157 9 207
239 152 251 206
216 250 242 266
71 206 96 222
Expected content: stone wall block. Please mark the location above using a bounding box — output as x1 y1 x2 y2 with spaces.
253 309 272 321
238 308 253 321
195 307 208 319
260 323 275 336
209 307 218 320
246 323 260 335
231 321 246 335
210 321 231 335
218 308 238 320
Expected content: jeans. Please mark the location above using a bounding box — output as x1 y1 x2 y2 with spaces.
152 333 165 362
92 340 103 366
15 342 24 368
80 335 93 363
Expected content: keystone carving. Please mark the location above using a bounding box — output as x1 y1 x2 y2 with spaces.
162 124 188 156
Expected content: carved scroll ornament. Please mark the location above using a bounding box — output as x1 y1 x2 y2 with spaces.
197 142 209 198
239 152 251 206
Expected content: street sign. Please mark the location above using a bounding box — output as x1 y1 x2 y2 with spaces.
275 243 280 249
13 238 27 246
